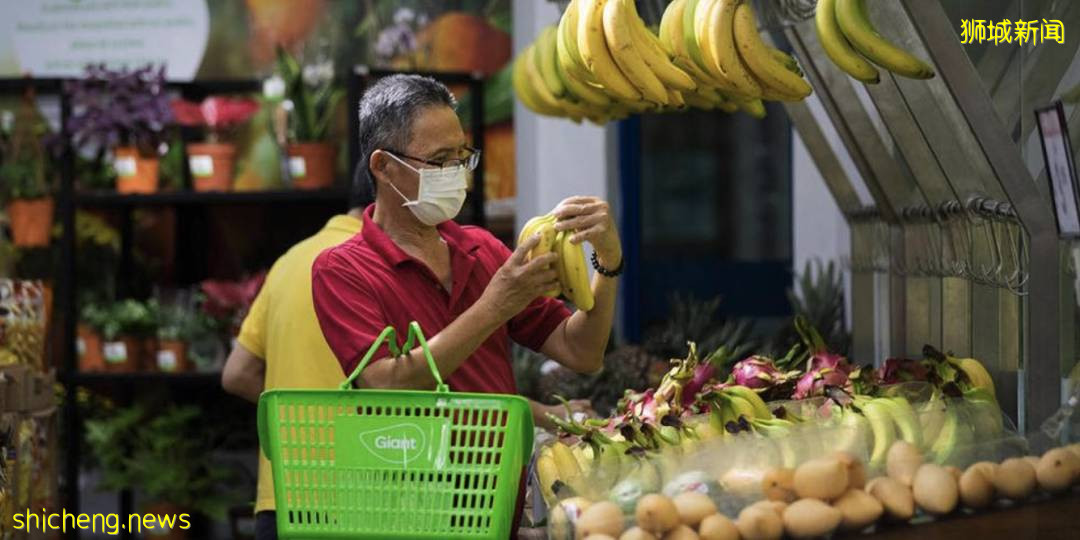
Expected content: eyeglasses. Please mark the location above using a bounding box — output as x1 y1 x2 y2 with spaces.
383 146 481 171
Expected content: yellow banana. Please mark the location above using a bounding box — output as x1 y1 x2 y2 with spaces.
666 88 686 108
535 450 560 503
710 0 763 98
558 0 590 76
556 230 595 311
735 97 766 118
862 400 896 468
513 49 562 116
953 357 996 398
767 46 802 75
682 89 716 110
537 26 566 97
815 0 880 83
835 0 934 79
578 0 642 102
519 214 562 297
524 43 568 113
724 395 757 422
603 0 669 104
626 2 697 92
733 3 811 100
662 0 729 90
550 441 590 497
556 36 613 107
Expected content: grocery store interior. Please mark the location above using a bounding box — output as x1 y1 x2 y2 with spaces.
1 0 1079 539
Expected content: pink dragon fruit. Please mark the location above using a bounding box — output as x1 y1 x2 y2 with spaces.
731 356 788 389
876 357 929 385
791 316 855 399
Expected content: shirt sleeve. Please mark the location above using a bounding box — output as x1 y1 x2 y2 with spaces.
311 248 393 377
236 267 271 358
487 237 572 352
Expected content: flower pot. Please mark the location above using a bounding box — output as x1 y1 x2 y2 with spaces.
187 142 236 192
286 142 336 189
102 336 142 372
77 324 105 372
6 197 54 247
114 146 160 194
156 340 191 373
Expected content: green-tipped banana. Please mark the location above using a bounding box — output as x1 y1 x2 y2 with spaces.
724 385 773 419
815 0 880 83
537 26 566 97
861 400 896 468
929 407 963 466
835 0 934 79
880 396 923 451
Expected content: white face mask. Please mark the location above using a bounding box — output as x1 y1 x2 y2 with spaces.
385 152 468 226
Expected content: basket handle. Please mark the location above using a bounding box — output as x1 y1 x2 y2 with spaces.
340 321 449 392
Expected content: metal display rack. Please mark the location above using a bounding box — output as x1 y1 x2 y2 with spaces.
760 0 1073 431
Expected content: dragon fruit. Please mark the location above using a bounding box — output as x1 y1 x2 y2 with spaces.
876 357 929 385
792 316 855 399
731 356 788 389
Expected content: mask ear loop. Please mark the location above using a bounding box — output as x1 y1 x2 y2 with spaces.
381 151 421 204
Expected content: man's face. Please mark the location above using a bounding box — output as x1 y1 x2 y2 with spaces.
380 105 467 201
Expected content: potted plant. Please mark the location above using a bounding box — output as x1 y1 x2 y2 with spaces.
67 64 173 194
273 45 342 189
77 302 109 372
100 299 156 372
85 403 238 539
171 97 260 192
0 87 56 247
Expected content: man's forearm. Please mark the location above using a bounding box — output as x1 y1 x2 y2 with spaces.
562 272 618 373
358 297 507 390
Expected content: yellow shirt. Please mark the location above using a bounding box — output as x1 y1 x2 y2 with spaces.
236 214 362 513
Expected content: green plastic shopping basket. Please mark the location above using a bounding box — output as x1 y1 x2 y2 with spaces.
258 322 534 539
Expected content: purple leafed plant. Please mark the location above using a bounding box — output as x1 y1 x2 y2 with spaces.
66 64 172 155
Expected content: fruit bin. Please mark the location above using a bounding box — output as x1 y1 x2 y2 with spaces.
531 383 1080 539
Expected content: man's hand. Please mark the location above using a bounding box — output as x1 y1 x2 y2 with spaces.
481 234 561 321
552 196 622 270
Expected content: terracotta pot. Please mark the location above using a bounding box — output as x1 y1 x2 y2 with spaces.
156 340 191 373
77 324 105 372
286 142 336 189
102 336 142 372
6 197 54 247
140 501 190 540
187 142 236 192
114 146 160 194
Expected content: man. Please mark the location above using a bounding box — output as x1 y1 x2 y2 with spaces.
221 173 368 540
312 74 621 395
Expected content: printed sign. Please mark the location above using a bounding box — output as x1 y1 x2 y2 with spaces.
114 156 137 177
288 156 307 178
157 350 177 371
4 0 210 79
103 342 127 364
188 155 213 178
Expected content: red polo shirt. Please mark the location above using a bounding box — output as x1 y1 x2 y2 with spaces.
311 205 571 393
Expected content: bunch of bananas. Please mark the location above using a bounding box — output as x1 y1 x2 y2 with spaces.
815 0 935 83
518 214 595 311
512 0 813 124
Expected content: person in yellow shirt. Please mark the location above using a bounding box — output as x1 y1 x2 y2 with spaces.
221 177 368 539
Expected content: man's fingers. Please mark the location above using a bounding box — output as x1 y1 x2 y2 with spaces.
524 252 558 272
511 234 541 264
569 225 605 245
552 201 605 219
554 213 603 232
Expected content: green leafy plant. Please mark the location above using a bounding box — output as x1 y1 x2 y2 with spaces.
96 299 157 340
768 259 850 357
84 403 239 519
0 89 55 203
273 45 343 142
156 292 218 342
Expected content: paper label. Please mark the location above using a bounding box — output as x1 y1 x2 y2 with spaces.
289 156 307 178
76 337 86 357
114 156 137 177
189 155 214 178
103 342 127 363
157 350 177 371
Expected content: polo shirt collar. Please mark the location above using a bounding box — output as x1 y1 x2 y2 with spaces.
361 204 482 267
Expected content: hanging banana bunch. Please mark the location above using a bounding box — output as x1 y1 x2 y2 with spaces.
511 0 814 124
815 0 935 83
